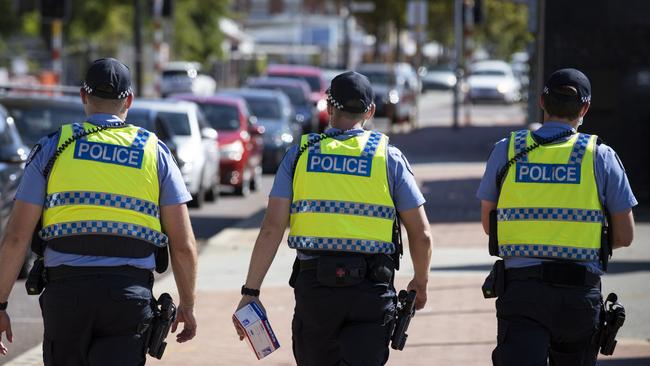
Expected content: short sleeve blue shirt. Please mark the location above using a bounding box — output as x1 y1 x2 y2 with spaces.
15 113 192 270
270 128 426 211
476 121 638 274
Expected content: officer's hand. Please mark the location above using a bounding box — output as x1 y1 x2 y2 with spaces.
233 296 266 341
407 278 428 310
171 304 196 343
0 311 12 356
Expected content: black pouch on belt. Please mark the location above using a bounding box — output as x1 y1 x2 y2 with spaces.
482 260 505 299
316 255 367 287
368 255 395 284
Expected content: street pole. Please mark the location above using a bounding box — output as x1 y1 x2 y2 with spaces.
343 0 351 69
133 0 143 96
452 0 463 129
51 19 63 84
153 0 163 97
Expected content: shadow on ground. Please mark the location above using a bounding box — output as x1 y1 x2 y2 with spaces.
190 208 266 240
389 125 519 163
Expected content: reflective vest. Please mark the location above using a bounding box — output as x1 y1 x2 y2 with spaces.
289 131 396 254
41 122 167 257
497 130 603 261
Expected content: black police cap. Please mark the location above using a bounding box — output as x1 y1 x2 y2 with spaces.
82 58 133 99
327 71 374 114
543 68 591 104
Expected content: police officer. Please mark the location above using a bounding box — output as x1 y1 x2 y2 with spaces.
233 71 432 365
0 58 198 365
477 68 637 365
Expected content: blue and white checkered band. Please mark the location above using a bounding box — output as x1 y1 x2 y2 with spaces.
72 123 86 138
361 131 382 158
45 191 160 218
117 87 133 99
497 207 603 223
40 221 168 247
287 235 395 254
513 130 529 162
291 200 395 220
82 82 93 95
130 128 150 149
499 244 599 261
568 133 591 165
307 133 322 154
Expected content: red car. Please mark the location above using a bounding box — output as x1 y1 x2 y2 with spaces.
172 94 264 196
266 64 330 132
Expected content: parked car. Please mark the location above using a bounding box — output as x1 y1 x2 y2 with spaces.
266 64 329 132
161 61 217 97
356 63 420 127
128 100 220 208
0 95 86 146
218 88 300 173
321 68 346 86
172 94 264 196
419 64 457 91
0 105 29 277
246 77 318 133
466 60 522 104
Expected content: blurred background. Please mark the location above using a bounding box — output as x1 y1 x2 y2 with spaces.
1 1 649 365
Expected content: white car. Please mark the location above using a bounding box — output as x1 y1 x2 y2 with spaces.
161 61 217 97
127 100 220 208
466 60 522 103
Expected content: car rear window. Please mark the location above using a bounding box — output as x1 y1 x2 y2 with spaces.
198 103 240 131
359 71 393 85
158 112 192 135
244 97 281 119
254 85 307 106
6 105 85 146
268 73 321 93
471 70 506 76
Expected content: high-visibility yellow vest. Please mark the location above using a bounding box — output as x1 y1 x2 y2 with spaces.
497 130 603 261
41 122 167 257
289 131 396 254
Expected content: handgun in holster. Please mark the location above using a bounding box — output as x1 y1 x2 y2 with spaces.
146 293 177 359
390 290 417 350
595 293 625 356
26 221 47 295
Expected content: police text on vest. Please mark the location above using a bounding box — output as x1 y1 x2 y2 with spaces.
515 163 581 184
74 140 144 169
307 153 372 177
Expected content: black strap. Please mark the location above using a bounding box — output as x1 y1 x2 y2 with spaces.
505 263 600 288
496 129 575 190
46 265 152 284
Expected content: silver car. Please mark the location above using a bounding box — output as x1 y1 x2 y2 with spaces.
128 100 220 208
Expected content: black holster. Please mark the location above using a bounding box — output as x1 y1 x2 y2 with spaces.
482 260 505 299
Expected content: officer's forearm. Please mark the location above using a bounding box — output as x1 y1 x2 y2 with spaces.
0 235 30 302
170 242 198 307
401 205 433 284
243 225 285 289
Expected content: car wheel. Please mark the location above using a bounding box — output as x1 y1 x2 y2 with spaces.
235 170 251 196
204 181 220 202
188 183 205 208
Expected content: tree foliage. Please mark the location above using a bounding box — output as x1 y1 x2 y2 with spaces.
171 0 229 64
474 0 532 59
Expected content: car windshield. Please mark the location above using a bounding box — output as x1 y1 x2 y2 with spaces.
471 69 506 76
6 104 85 146
197 103 240 130
244 97 281 119
158 112 192 135
359 71 393 85
430 64 454 72
269 74 321 92
125 109 154 130
0 115 13 145
254 85 307 106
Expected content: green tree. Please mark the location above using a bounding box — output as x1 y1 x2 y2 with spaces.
172 0 230 65
474 0 532 59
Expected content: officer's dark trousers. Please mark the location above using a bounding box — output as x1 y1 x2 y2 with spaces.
492 278 601 366
39 271 153 366
292 269 396 366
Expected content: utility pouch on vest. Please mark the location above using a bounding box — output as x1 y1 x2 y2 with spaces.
600 222 612 272
482 260 505 299
368 254 395 284
316 255 367 287
488 209 499 256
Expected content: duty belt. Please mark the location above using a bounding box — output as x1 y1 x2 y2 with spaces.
46 265 153 285
505 262 600 288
